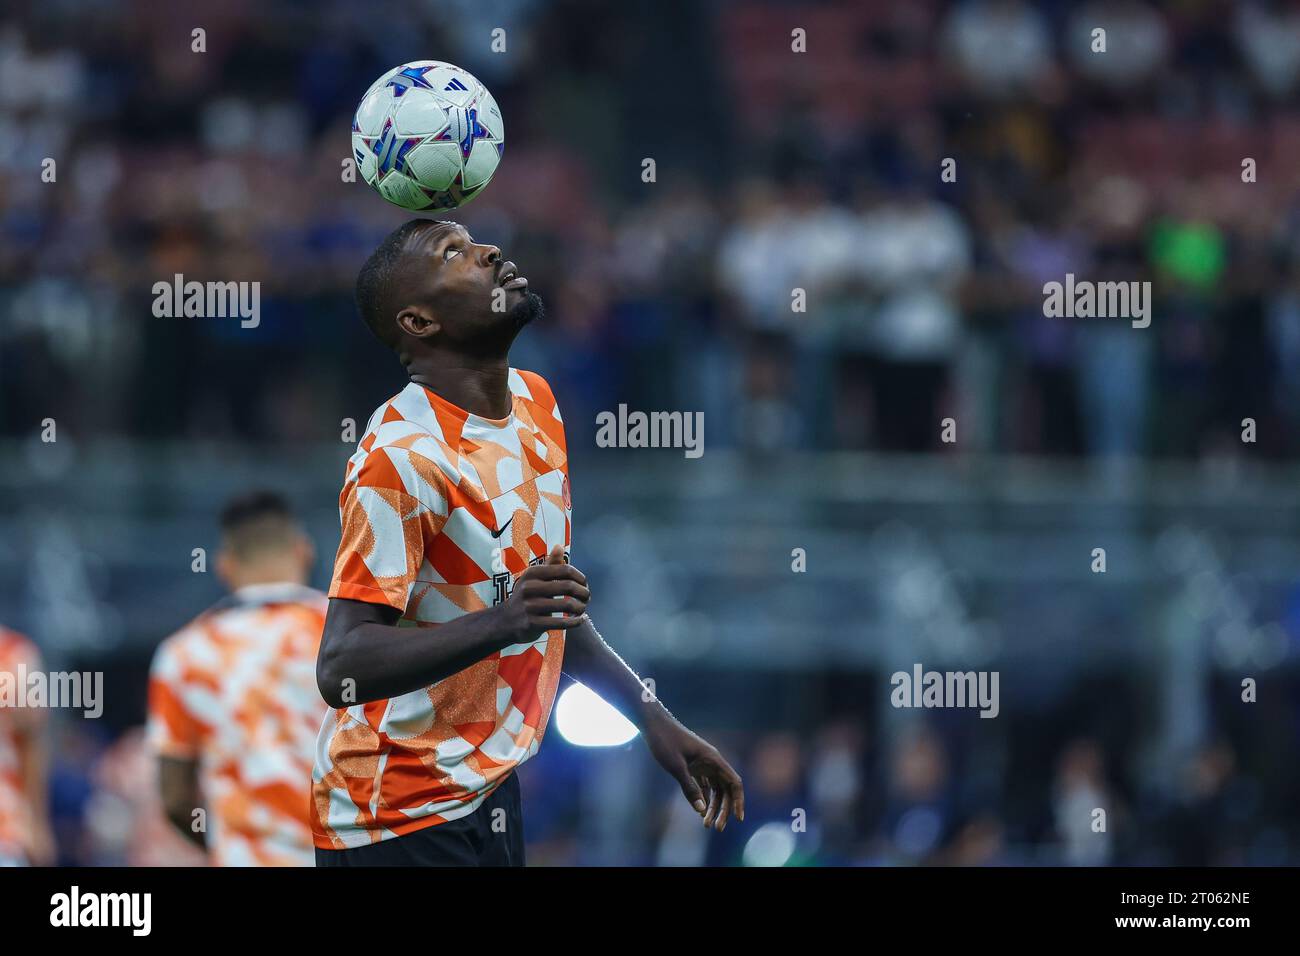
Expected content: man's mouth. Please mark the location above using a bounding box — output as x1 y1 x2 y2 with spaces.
498 262 528 291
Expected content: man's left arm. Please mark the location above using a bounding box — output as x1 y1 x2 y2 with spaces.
561 615 744 831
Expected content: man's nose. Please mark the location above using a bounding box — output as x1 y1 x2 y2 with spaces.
481 244 501 265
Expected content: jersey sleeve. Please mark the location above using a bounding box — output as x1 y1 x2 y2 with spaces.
329 446 448 611
514 368 571 552
146 637 203 760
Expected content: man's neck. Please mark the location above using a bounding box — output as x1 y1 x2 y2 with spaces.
407 354 513 420
226 572 310 591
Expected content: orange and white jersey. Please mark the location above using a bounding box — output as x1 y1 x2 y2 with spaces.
312 369 571 849
0 627 42 863
147 584 328 866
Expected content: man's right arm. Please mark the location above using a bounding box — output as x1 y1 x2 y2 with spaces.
316 546 589 708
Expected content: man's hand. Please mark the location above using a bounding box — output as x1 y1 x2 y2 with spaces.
318 545 590 707
497 544 590 645
554 592 743 832
644 715 745 832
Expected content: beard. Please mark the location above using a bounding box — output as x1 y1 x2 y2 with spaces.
455 292 544 360
508 291 545 329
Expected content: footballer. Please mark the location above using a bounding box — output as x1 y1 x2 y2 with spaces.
147 492 326 866
311 218 743 866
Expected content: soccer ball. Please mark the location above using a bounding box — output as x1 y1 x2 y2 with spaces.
352 61 504 211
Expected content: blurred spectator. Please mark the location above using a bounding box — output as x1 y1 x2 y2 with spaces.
942 0 1054 98
880 724 952 864
1052 739 1114 866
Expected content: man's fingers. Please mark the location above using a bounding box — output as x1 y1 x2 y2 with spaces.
528 613 587 630
546 544 566 564
520 564 588 586
674 763 707 815
527 596 587 616
731 774 745 822
709 759 744 824
518 578 589 602
690 755 744 830
715 787 732 831
527 580 589 601
702 780 721 828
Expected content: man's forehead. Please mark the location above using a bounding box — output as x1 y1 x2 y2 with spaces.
407 220 471 254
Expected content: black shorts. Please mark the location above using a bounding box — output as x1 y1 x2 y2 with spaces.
314 772 525 867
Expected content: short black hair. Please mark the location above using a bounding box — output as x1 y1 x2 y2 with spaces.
219 491 299 560
355 218 457 349
220 490 291 530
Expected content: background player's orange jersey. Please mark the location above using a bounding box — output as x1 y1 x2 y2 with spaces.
147 585 328 866
311 369 571 849
0 627 42 864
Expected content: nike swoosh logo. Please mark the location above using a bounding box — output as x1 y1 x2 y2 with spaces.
490 515 513 539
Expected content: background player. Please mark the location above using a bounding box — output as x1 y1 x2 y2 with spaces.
312 218 744 866
0 626 54 867
147 491 327 866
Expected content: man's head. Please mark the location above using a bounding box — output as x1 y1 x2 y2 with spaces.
355 218 544 360
215 491 314 591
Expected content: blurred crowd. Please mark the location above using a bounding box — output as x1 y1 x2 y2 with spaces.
46 679 1290 866
4 0 1300 459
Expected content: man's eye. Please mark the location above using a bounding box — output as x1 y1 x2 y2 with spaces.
444 247 461 261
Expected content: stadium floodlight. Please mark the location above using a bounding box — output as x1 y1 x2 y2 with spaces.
554 682 639 747
742 823 797 867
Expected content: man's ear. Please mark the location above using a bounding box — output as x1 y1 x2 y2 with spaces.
396 307 439 338
295 531 316 577
214 548 236 591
